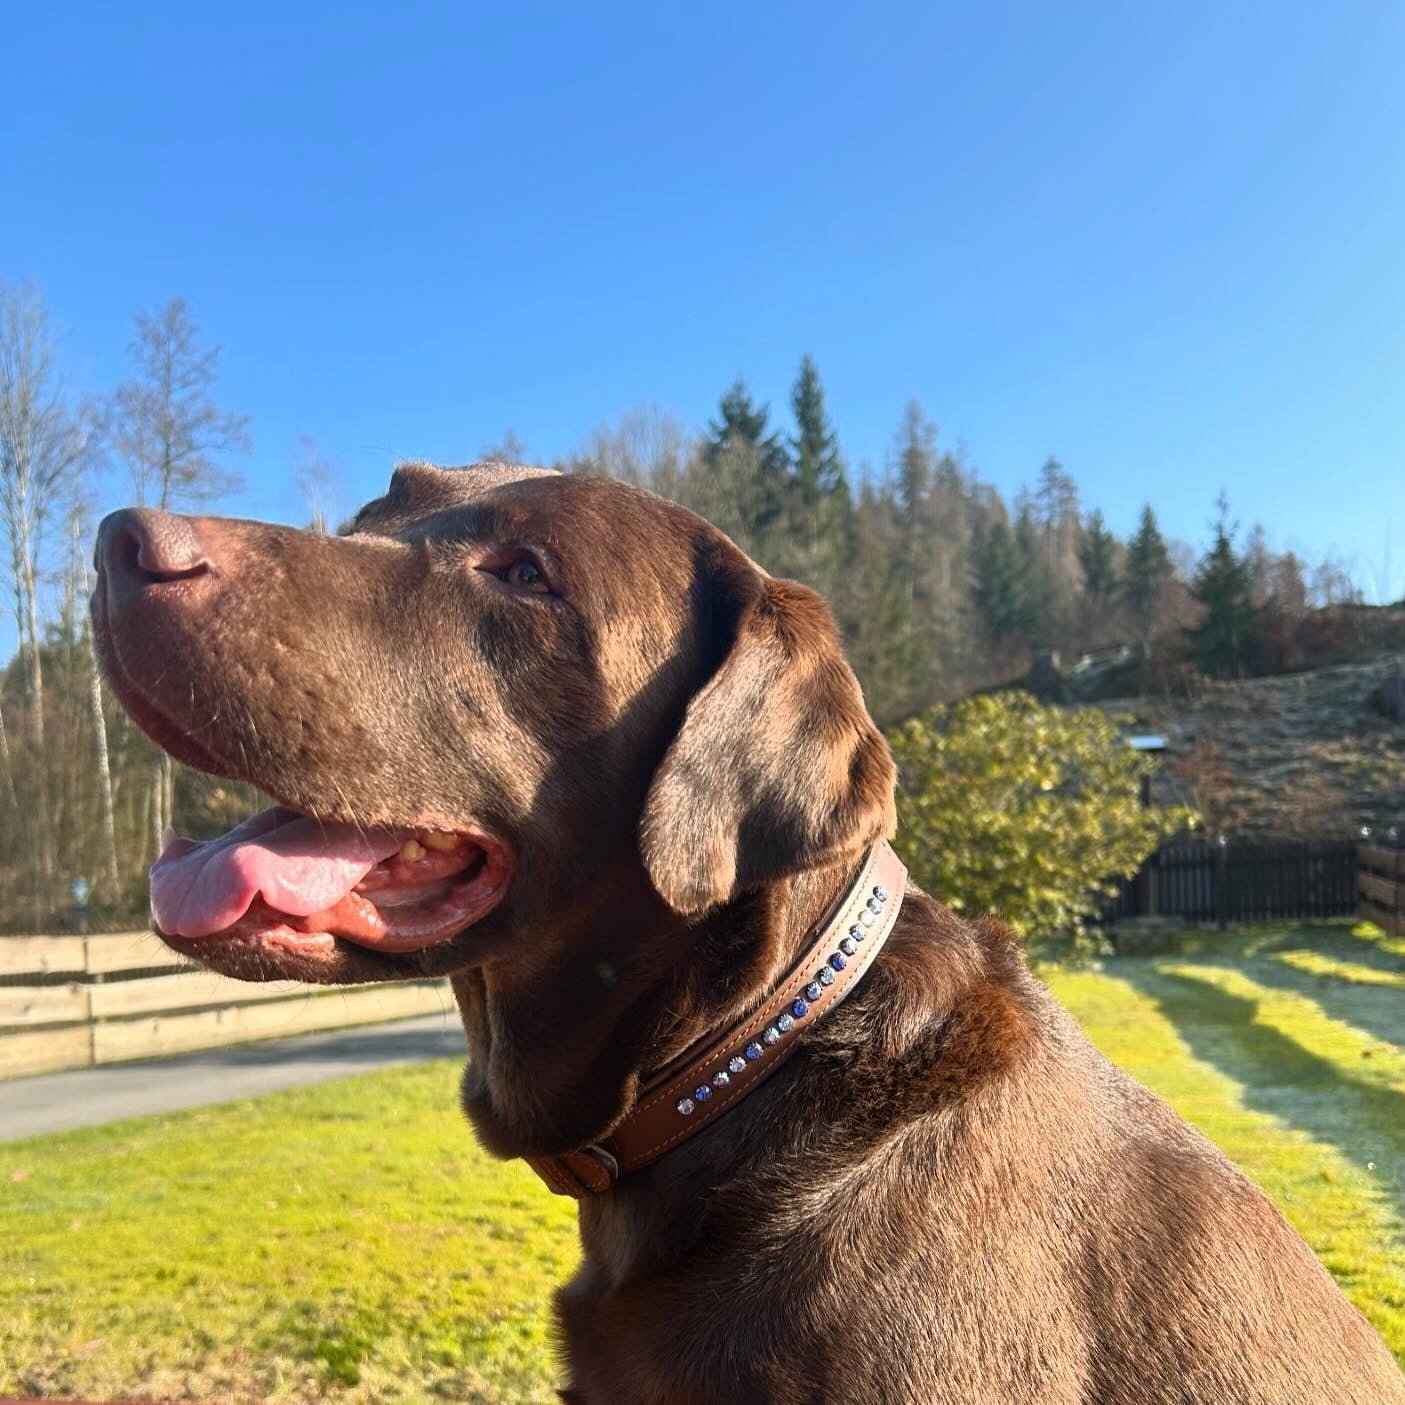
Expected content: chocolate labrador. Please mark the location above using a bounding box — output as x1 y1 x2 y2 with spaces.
92 463 1403 1404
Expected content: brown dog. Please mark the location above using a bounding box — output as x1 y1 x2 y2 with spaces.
92 463 1403 1404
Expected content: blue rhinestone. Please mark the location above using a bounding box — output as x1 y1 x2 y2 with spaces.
676 1097 695 1116
866 897 882 914
745 1042 763 1061
830 952 847 971
873 885 887 902
805 981 823 1002
792 998 810 1019
849 924 865 942
694 1084 712 1103
728 1056 747 1074
712 1070 731 1088
818 967 836 987
777 1013 795 1033
763 1026 781 1045
840 936 857 956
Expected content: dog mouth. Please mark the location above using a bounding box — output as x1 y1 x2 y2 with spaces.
151 808 513 958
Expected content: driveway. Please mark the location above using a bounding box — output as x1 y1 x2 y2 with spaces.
0 1013 467 1142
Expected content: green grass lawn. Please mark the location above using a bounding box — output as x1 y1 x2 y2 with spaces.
2 920 1402 1402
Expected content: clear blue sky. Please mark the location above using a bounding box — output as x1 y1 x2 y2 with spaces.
6 1 1404 598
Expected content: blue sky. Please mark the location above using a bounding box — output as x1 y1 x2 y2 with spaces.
6 1 1404 599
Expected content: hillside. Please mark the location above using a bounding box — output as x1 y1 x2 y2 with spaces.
1100 656 1405 839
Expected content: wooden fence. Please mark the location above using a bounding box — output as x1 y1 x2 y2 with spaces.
1104 838 1361 926
1359 845 1404 936
0 931 454 1080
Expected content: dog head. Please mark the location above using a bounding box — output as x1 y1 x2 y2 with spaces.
93 462 895 986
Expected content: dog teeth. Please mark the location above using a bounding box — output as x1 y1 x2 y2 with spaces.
419 831 459 853
399 839 426 862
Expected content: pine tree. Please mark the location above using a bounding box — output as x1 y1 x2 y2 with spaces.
893 401 935 520
972 516 1039 644
1124 504 1173 640
1079 509 1119 600
1013 503 1052 641
789 357 844 514
704 379 789 537
1188 496 1260 678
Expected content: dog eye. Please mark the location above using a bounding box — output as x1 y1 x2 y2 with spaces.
504 558 551 594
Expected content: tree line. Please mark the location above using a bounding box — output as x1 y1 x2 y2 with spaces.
0 281 1379 930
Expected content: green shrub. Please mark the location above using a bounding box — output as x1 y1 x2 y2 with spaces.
889 692 1193 958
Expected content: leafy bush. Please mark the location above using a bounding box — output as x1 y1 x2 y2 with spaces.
889 692 1194 957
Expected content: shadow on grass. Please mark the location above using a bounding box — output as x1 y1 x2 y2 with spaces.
1184 948 1405 1056
1115 961 1405 1224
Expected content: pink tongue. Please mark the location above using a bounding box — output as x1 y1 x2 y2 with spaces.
150 807 403 939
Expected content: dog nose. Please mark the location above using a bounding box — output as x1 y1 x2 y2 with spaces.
97 508 212 585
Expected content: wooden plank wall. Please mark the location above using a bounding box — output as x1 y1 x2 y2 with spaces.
1359 846 1405 937
0 933 454 1079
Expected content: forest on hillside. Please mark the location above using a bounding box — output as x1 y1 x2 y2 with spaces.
1 279 1396 929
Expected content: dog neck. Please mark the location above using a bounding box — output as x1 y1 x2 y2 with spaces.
527 842 905 1196
449 844 892 1171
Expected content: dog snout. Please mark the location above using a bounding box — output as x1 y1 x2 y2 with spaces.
97 508 213 589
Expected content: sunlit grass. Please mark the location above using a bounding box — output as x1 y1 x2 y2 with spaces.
1 919 1400 1401
1 1062 577 1403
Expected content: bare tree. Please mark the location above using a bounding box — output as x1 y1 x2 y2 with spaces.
0 281 91 917
479 428 530 465
68 505 120 893
294 434 339 532
110 299 251 510
108 298 250 849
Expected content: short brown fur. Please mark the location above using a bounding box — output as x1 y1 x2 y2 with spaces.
92 463 1404 1404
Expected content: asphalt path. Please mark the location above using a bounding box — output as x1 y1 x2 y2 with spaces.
0 1013 468 1142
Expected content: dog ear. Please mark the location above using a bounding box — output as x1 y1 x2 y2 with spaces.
640 556 896 915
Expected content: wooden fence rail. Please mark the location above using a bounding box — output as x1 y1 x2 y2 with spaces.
1359 845 1405 937
0 932 454 1080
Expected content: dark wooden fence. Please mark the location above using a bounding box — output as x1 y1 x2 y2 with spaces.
1104 838 1361 926
1358 845 1404 936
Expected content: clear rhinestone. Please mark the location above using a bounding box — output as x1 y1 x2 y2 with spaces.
859 908 877 927
805 981 824 1002
676 1097 695 1116
849 924 865 942
763 1025 781 1045
840 936 857 956
873 885 887 902
777 1013 795 1032
712 1070 731 1088
728 1056 747 1074
818 967 836 987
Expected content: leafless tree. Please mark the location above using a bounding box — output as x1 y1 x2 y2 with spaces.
108 298 250 848
110 299 251 510
479 428 531 465
0 281 91 916
294 434 340 532
69 505 120 893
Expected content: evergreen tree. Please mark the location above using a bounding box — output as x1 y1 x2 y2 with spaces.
1013 503 1052 641
1124 504 1173 638
891 400 938 523
1079 509 1119 600
704 379 789 535
972 516 1039 644
1188 496 1260 678
788 356 844 513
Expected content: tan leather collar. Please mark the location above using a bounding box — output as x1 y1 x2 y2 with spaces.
527 840 908 1197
